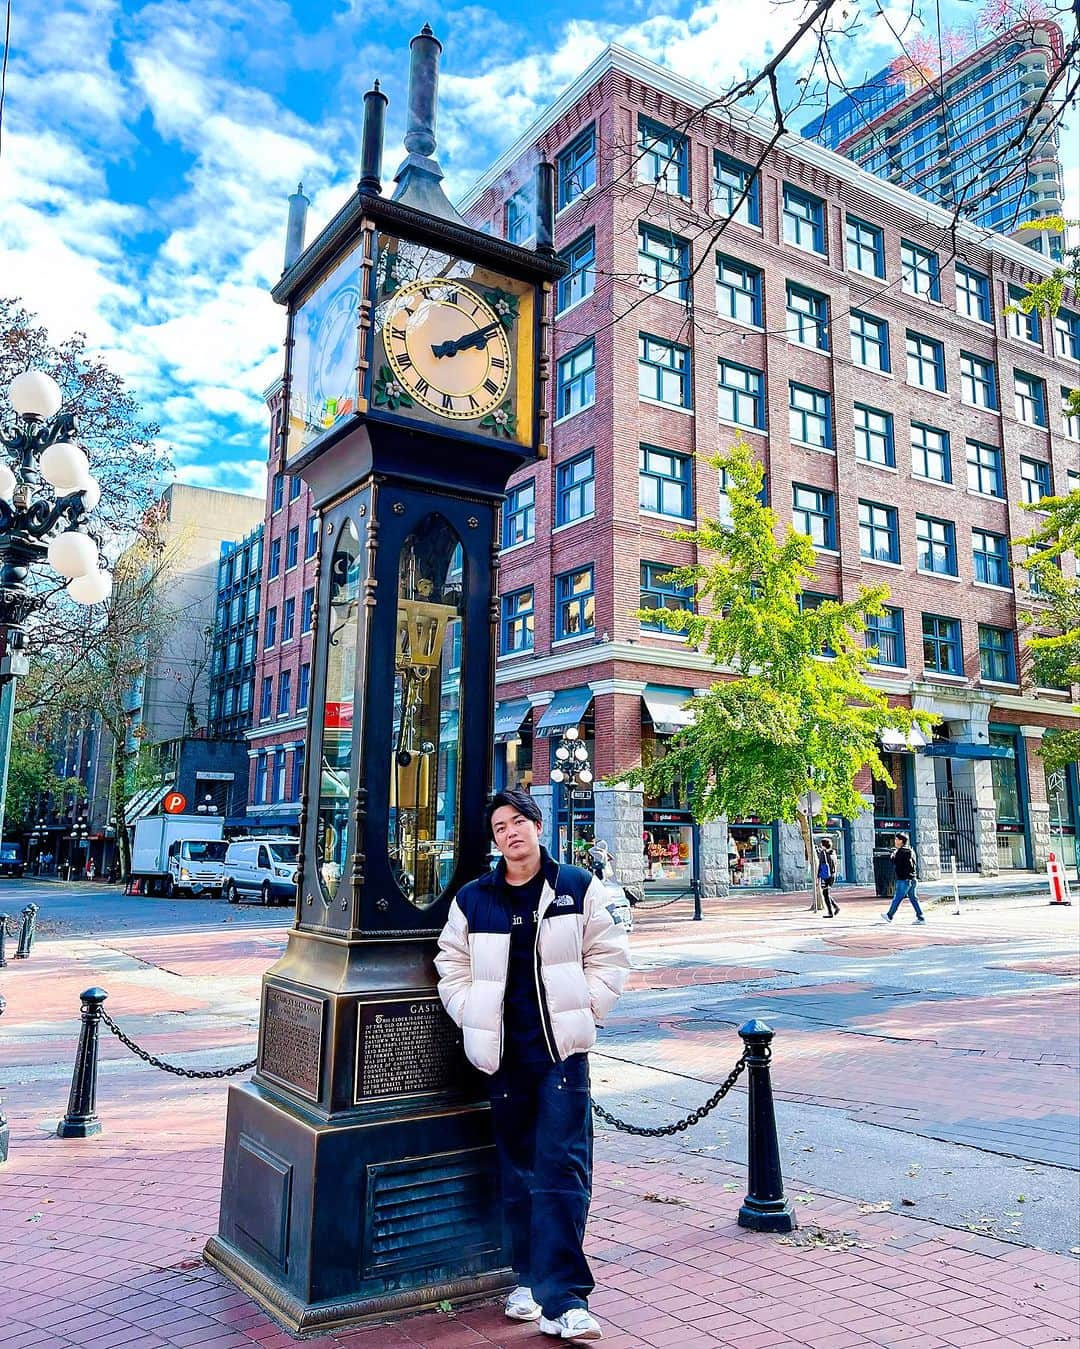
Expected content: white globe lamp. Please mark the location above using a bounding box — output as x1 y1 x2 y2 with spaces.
48 531 98 579
39 441 91 492
0 462 15 502
9 371 62 419
78 475 102 513
67 568 112 605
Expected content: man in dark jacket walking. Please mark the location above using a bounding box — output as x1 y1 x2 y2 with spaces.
882 833 926 923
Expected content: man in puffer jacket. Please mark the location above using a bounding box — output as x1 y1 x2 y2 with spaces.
436 788 631 1342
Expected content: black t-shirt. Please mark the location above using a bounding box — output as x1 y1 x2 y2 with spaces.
501 871 553 1069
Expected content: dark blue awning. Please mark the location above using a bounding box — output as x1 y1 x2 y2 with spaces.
923 742 1013 760
535 687 593 737
493 697 532 743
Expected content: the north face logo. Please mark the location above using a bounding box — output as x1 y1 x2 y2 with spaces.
553 894 575 908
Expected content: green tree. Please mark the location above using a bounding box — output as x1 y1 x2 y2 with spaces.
614 438 933 901
1006 217 1079 422
3 711 84 833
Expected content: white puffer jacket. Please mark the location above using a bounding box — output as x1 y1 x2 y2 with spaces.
435 849 631 1074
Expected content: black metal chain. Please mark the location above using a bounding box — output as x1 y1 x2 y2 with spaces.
100 1009 256 1079
591 1051 747 1136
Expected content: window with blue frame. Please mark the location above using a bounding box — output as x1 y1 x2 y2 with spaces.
866 606 905 666
713 153 760 225
502 479 535 547
854 404 894 466
640 561 694 628
1020 455 1051 505
506 186 532 244
1065 389 1080 439
973 529 1010 587
273 748 287 802
260 677 273 720
638 225 690 300
845 215 885 277
789 383 832 449
555 450 595 525
786 283 829 350
716 255 762 325
278 668 291 715
901 241 940 299
979 625 1016 682
240 680 252 713
718 360 765 430
911 423 951 482
255 751 268 802
639 445 692 518
501 587 535 654
264 605 277 647
557 126 596 209
306 516 318 559
289 474 302 502
1014 371 1047 427
555 566 595 639
906 331 946 391
291 746 306 801
302 587 314 632
271 472 284 512
916 514 957 575
556 340 595 418
850 310 889 371
960 352 997 409
1054 308 1080 361
859 500 900 562
798 591 838 656
792 484 836 549
297 662 310 711
638 116 689 194
286 525 299 569
1008 285 1040 344
923 613 962 674
966 440 1003 497
638 334 691 407
955 264 991 322
782 185 826 253
556 232 595 312
282 596 295 642
268 537 281 578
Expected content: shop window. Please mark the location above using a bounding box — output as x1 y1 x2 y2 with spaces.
728 822 775 889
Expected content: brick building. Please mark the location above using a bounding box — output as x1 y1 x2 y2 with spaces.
457 43 1079 893
209 523 264 741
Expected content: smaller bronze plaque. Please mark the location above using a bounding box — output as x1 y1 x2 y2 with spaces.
260 986 324 1102
355 996 462 1102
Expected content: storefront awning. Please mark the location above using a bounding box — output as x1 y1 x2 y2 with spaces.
642 686 695 736
880 726 928 751
923 741 1013 759
124 783 174 826
493 696 532 743
535 687 593 737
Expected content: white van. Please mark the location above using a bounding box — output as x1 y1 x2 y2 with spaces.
223 837 299 906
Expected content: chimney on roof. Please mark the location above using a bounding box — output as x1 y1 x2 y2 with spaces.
391 25 465 224
283 183 310 271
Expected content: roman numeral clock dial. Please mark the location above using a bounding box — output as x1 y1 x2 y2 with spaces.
381 279 513 422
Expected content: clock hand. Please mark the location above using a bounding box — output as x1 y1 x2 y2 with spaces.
430 321 502 359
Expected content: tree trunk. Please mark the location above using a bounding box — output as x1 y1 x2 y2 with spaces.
797 809 823 913
110 734 132 882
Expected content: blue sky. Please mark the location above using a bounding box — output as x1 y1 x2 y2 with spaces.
2 0 1076 499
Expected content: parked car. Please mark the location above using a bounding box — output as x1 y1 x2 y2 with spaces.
223 837 299 906
0 842 25 878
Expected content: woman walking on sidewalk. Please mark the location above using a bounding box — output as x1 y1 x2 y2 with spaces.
882 833 926 924
816 837 839 917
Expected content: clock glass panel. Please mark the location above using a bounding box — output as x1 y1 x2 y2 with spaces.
287 241 363 460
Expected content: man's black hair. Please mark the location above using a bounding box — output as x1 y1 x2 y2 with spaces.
894 832 909 845
485 788 543 841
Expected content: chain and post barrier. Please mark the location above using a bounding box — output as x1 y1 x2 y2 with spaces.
14 902 38 959
0 912 9 968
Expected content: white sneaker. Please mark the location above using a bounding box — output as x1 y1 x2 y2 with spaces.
505 1286 542 1321
540 1307 603 1340
880 912 893 923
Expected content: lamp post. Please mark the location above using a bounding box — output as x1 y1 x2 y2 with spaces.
196 792 218 815
0 371 111 847
27 814 45 874
1048 769 1073 898
549 726 593 865
67 809 88 882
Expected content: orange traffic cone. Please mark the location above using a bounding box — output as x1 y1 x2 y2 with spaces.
1047 852 1072 906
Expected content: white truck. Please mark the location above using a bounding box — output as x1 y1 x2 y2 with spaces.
130 815 227 897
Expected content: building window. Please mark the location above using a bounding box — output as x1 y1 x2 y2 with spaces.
301 587 314 633
782 185 826 254
273 748 287 802
555 566 595 639
955 264 991 322
906 331 946 391
260 677 273 720
557 126 595 209
850 310 889 371
900 241 940 299
866 606 905 666
291 746 306 801
973 529 1010 587
556 340 595 419
1064 388 1080 439
639 445 692 518
859 500 900 562
1054 308 1080 361
638 334 691 407
255 751 268 803
282 596 296 643
264 605 277 648
239 680 252 713
289 474 302 502
503 479 535 547
916 514 957 575
506 186 532 245
557 231 595 312
638 224 690 300
501 587 535 654
1020 456 1051 505
789 383 832 450
1014 371 1047 427
846 215 885 278
792 484 836 549
305 516 318 559
297 662 310 711
638 116 689 194
268 538 281 579
716 255 763 326
718 360 765 430
960 352 997 410
786 283 829 350
1008 286 1040 344
278 668 291 716
640 561 694 629
284 526 298 570
979 625 1016 682
923 614 962 675
555 450 595 526
911 423 951 483
966 440 1003 497
854 404 894 467
713 152 760 225
271 472 284 512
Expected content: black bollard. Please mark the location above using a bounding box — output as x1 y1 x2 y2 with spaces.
14 903 38 959
0 913 8 968
57 988 108 1139
737 1019 796 1232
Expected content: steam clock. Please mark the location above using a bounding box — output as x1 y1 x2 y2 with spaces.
205 28 564 1333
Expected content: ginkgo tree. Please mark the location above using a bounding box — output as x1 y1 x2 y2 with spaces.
614 437 934 902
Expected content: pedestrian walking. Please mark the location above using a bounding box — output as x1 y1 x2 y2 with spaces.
587 839 612 881
816 837 839 917
436 788 631 1342
881 833 926 924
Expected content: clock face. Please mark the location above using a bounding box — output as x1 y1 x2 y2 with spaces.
382 279 512 420
312 283 360 415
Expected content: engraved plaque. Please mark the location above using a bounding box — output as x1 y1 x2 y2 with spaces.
355 996 463 1102
260 986 324 1102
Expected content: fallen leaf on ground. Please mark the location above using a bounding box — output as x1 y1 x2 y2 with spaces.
778 1225 859 1252
643 1192 687 1205
858 1201 892 1214
901 1198 916 1206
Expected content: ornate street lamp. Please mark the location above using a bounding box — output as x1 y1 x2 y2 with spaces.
196 792 219 815
66 808 89 881
549 726 593 865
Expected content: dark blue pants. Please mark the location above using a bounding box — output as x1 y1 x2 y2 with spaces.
490 1054 594 1319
